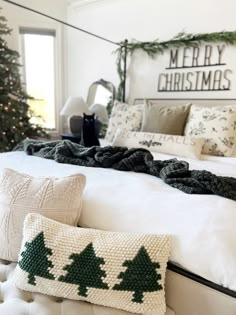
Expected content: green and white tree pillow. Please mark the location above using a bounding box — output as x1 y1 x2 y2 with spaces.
14 213 170 315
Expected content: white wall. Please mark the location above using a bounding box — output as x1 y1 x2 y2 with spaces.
66 0 236 102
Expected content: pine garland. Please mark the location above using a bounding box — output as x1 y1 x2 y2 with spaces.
115 31 236 101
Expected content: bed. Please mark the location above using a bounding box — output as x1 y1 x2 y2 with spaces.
0 98 236 315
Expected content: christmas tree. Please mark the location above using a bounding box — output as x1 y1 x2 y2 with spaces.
19 231 55 285
0 10 48 152
113 246 163 303
59 243 108 297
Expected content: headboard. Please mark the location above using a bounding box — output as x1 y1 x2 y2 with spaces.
133 98 236 106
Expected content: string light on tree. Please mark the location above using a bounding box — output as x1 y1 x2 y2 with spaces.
0 8 49 152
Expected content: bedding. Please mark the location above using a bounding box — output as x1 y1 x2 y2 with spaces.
112 129 204 160
141 101 190 135
0 168 86 262
0 149 236 294
184 104 236 156
14 213 170 315
105 101 144 142
14 139 236 200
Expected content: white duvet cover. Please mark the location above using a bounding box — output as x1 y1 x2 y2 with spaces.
0 149 236 292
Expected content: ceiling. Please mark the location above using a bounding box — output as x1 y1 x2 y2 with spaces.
67 0 112 9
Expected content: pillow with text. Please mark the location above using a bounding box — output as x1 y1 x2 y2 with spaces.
112 129 204 160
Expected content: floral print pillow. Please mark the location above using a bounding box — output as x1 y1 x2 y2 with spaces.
105 101 144 142
184 105 236 156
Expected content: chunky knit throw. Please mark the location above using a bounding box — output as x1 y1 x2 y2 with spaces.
15 139 236 201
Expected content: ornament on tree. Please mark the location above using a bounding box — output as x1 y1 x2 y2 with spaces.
0 10 49 152
59 242 109 297
113 246 163 303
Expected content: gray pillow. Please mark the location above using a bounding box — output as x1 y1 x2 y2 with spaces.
141 102 191 135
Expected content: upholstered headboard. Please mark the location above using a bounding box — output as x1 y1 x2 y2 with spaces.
133 98 236 106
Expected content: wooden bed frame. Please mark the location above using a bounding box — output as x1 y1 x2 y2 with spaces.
133 98 236 315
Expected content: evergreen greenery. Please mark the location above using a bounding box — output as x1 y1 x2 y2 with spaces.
0 10 49 152
115 31 236 101
19 232 55 286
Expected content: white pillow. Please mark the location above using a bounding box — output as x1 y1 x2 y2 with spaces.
14 213 170 315
112 129 204 160
0 168 86 262
184 105 236 156
105 101 143 142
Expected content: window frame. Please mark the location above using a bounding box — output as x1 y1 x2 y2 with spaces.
19 23 63 137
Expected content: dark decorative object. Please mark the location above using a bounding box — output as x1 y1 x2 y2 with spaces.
61 133 81 144
80 113 100 147
69 115 101 138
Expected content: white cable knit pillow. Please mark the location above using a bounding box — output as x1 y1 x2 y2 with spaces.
14 213 170 315
112 129 204 160
0 168 86 262
105 101 144 142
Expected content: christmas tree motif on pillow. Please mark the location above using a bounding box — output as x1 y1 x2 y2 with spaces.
18 231 55 285
113 246 162 303
58 242 108 297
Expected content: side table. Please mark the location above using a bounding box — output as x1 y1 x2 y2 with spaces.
61 133 81 144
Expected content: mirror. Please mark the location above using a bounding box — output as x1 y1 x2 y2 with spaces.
86 79 115 111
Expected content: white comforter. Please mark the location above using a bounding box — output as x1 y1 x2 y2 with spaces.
0 149 236 292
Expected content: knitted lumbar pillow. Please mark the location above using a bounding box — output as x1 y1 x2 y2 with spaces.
0 168 86 262
14 213 171 315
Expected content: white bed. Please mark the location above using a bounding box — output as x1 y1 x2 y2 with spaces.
0 149 236 290
1 98 236 315
0 147 236 314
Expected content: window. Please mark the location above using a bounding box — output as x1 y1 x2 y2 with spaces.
20 28 56 130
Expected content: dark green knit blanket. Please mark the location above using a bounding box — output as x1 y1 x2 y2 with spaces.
15 139 236 201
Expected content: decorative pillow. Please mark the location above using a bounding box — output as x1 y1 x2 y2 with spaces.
112 129 204 160
0 168 86 262
141 101 191 135
105 101 144 142
14 213 170 315
184 105 236 156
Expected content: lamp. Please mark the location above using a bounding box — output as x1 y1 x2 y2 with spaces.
60 97 88 135
89 103 109 124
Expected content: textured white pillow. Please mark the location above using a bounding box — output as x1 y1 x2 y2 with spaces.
14 213 170 315
112 129 204 160
184 105 236 156
0 168 86 262
105 101 144 142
